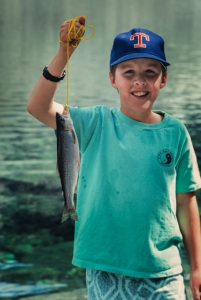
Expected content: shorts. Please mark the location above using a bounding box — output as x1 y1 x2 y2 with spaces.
86 269 186 300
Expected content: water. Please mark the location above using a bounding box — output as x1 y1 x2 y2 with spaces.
0 0 201 181
0 0 200 297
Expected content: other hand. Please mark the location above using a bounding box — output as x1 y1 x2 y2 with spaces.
190 269 201 300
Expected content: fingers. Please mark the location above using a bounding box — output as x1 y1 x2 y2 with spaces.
192 291 200 300
193 287 201 300
78 16 86 25
61 16 86 27
190 281 201 300
60 16 86 45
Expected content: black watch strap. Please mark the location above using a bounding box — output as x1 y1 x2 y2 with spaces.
43 66 66 82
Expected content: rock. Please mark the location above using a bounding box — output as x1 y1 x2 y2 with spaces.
23 288 87 300
0 262 32 271
0 282 67 299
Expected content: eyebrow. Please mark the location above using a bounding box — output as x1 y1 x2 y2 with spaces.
118 63 134 69
119 61 161 69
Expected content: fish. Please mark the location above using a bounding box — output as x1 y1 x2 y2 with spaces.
56 111 80 222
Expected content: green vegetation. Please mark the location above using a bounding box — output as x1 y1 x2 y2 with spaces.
0 177 85 291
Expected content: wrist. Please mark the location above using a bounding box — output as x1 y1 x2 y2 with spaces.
191 266 201 273
190 254 201 272
46 49 68 78
59 42 75 57
43 66 66 82
57 45 68 60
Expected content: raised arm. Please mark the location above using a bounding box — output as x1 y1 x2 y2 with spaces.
27 16 86 129
177 192 201 300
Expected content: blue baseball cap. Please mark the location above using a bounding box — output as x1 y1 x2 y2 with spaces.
110 28 170 68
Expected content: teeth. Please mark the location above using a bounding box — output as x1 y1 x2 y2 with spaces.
132 92 147 97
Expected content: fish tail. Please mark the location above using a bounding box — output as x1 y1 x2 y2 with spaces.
61 208 78 223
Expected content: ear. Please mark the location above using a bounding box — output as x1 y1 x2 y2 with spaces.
160 72 168 89
109 72 117 88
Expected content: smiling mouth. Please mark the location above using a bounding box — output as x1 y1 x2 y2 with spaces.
131 91 149 97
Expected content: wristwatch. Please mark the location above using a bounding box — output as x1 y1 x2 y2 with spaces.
42 65 66 82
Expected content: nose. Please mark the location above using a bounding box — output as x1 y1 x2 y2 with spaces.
133 78 146 87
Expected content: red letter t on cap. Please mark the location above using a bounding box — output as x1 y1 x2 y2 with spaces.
130 33 150 48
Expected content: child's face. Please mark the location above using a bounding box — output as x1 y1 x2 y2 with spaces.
109 58 167 119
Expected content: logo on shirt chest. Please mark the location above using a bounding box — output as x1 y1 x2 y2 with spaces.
157 149 174 167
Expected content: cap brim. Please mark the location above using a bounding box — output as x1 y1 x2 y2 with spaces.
110 52 170 67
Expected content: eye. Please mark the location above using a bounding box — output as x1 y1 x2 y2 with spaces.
145 69 159 77
123 70 134 78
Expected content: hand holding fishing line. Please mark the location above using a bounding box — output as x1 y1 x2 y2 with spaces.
59 16 96 113
60 16 86 49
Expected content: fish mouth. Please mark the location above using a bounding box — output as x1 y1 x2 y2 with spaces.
131 91 149 98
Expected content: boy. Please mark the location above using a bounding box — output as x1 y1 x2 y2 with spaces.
28 17 201 299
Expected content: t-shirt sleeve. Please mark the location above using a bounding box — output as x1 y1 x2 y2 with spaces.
176 127 201 193
69 106 100 153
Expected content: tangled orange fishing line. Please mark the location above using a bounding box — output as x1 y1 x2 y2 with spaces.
61 16 96 112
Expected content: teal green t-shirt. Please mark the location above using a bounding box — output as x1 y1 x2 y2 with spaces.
70 105 201 278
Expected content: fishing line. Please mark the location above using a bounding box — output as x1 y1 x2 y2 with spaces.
61 16 96 113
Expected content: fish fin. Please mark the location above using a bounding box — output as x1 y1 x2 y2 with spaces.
61 208 78 223
71 129 77 144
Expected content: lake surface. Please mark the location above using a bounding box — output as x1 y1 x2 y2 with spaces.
0 0 201 183
0 0 200 296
